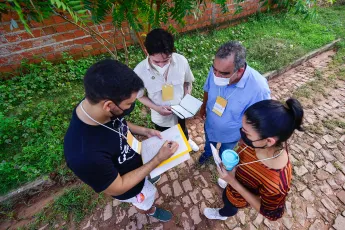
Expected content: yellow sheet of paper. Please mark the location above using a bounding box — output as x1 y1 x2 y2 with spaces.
127 131 142 154
157 124 192 167
162 84 174 101
212 96 228 117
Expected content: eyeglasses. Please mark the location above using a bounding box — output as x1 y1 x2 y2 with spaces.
212 65 232 76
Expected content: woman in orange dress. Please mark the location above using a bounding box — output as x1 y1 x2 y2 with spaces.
204 98 304 221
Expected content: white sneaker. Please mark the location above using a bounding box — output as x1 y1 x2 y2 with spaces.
217 178 227 189
188 139 200 152
204 208 227 220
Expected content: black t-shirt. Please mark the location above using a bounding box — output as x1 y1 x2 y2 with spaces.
64 109 145 200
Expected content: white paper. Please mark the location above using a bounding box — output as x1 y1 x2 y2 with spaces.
171 94 202 119
210 143 222 167
171 105 193 119
150 153 190 178
180 94 203 115
141 125 191 178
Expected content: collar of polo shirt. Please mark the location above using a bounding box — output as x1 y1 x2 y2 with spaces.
145 53 177 70
234 63 250 89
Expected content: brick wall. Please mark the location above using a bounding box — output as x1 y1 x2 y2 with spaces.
0 0 263 74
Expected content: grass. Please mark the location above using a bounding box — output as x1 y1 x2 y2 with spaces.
25 184 105 229
1 6 345 196
293 69 337 99
323 119 345 130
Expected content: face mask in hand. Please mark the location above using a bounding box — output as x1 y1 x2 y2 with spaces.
213 71 237 86
152 63 170 76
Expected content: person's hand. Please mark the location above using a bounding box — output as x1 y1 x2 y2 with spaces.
155 141 179 163
199 104 206 120
156 106 173 116
217 163 238 186
145 129 162 139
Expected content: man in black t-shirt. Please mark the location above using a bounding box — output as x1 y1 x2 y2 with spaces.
64 59 179 222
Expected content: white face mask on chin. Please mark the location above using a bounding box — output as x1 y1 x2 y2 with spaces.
213 71 236 86
152 63 170 76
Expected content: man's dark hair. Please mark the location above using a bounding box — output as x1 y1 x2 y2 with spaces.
84 59 144 104
216 41 246 71
144 28 174 55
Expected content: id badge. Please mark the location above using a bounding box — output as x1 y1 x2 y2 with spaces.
212 96 228 117
162 84 174 101
127 131 142 154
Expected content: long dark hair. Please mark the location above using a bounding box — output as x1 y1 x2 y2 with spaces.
244 98 304 146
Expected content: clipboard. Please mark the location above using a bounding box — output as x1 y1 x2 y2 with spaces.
141 124 192 178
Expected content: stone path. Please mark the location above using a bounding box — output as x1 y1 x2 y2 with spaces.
78 50 345 230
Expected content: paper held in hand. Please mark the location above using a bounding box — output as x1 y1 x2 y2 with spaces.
210 143 222 168
171 94 203 119
141 124 192 178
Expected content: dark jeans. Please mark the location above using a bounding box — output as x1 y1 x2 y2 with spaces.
154 118 189 140
219 188 238 217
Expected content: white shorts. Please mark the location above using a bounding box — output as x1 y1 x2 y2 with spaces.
116 178 157 211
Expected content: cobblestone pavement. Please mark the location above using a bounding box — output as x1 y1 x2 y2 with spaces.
78 50 345 230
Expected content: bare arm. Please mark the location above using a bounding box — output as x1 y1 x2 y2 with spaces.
138 96 159 111
104 141 178 196
127 121 148 136
127 121 162 138
184 82 193 95
231 180 261 212
199 91 208 119
218 165 260 212
138 96 172 116
202 91 208 105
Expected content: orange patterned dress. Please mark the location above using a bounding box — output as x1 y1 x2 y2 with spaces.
225 143 292 221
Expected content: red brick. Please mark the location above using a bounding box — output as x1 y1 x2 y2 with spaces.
73 53 84 59
53 34 65 42
45 53 56 60
84 37 95 43
31 57 43 64
4 34 20 42
32 29 44 37
63 32 75 40
0 66 15 74
74 38 86 45
54 52 63 59
42 46 54 53
9 54 24 63
21 51 34 58
55 24 67 33
42 18 54 25
70 46 83 54
0 57 7 65
83 44 93 51
16 31 32 40
53 15 66 24
91 49 101 55
31 48 44 56
30 20 43 28
18 40 34 50
103 23 113 31
62 40 74 46
43 26 56 35
66 23 77 30
74 30 85 37
91 42 103 49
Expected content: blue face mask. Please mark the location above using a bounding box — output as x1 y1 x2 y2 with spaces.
239 128 267 149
